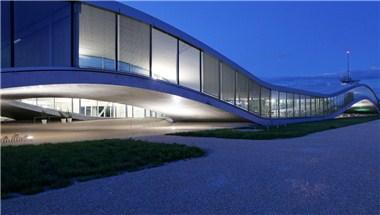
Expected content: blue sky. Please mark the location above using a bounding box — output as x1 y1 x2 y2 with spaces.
126 1 380 95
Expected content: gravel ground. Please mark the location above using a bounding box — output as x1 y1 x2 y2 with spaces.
2 120 380 215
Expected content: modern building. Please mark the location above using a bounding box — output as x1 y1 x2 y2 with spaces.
1 1 379 125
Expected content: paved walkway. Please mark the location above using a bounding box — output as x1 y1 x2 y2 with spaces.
2 120 380 214
1 119 249 145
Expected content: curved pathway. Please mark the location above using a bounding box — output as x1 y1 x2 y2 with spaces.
3 120 380 214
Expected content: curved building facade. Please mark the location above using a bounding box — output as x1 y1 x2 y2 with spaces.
1 1 379 125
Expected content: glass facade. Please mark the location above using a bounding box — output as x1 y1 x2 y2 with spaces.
118 15 150 76
14 1 71 67
299 95 305 117
152 28 177 83
271 90 279 118
279 92 287 118
3 2 377 123
202 53 220 98
79 4 115 70
287 93 294 118
20 97 163 119
261 88 271 118
1 1 11 68
248 81 260 115
294 94 300 117
179 41 201 91
236 73 249 110
220 63 235 104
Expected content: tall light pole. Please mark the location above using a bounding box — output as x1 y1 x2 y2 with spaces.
346 50 351 80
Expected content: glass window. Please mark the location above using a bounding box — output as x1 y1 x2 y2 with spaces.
127 105 133 118
305 96 311 117
260 87 271 118
300 95 305 117
179 41 200 91
55 98 72 112
73 98 80 114
220 63 235 104
294 94 300 117
36 98 55 109
328 97 334 114
97 101 113 118
133 106 145 118
14 1 71 67
236 73 249 110
343 92 354 107
287 93 294 118
271 90 279 118
80 99 98 117
79 4 115 70
118 15 150 76
316 98 320 116
152 28 177 83
1 1 11 68
202 53 220 98
21 98 37 106
279 92 287 118
115 103 126 118
249 81 260 115
311 97 316 116
322 98 326 115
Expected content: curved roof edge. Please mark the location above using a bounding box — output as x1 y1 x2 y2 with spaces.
84 1 340 97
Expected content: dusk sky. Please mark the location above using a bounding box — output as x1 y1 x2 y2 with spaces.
126 1 380 95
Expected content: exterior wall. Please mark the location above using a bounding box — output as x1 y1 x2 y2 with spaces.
1 1 379 124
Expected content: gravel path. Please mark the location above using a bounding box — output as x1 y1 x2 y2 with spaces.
2 120 380 215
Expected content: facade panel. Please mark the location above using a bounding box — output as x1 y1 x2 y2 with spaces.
248 81 260 115
1 1 11 68
220 63 235 104
261 87 271 118
294 94 300 117
118 15 150 76
152 28 177 83
236 73 249 110
279 92 286 118
286 93 294 118
14 1 71 67
179 41 201 91
271 90 279 118
202 53 220 98
79 4 115 70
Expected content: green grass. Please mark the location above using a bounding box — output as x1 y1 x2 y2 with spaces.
172 115 380 140
1 139 204 198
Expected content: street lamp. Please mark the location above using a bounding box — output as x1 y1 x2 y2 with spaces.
346 50 351 80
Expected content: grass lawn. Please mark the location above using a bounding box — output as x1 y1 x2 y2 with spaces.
1 139 204 198
172 115 380 140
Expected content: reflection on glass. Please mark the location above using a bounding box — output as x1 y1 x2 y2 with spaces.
79 4 115 70
118 15 150 76
287 93 294 118
236 73 249 110
1 1 11 68
279 92 286 118
271 90 279 118
202 53 220 98
261 88 271 117
300 95 306 117
152 28 177 83
294 94 300 117
19 97 162 119
14 1 71 67
179 41 200 91
221 63 235 104
249 81 260 115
